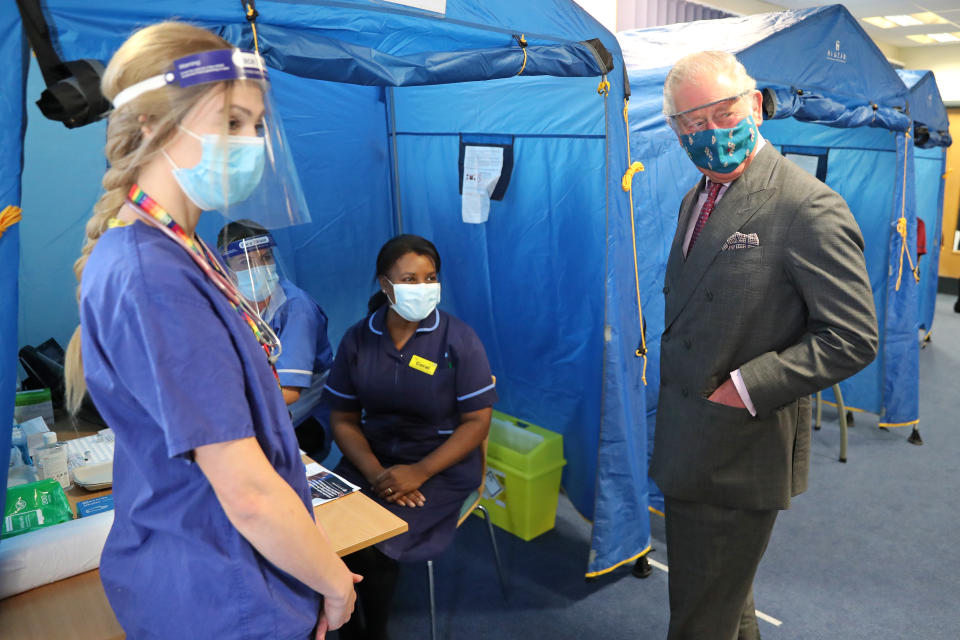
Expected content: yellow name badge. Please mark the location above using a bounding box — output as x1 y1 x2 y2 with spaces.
409 355 438 376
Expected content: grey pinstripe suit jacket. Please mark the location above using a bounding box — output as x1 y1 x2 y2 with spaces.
650 144 878 510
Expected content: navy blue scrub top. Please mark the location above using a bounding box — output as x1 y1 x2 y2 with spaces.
267 278 333 389
80 222 319 640
323 306 497 561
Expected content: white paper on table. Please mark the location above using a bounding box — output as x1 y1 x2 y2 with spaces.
0 510 114 599
461 145 504 224
304 462 360 506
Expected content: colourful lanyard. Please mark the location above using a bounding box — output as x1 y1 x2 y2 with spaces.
125 184 282 383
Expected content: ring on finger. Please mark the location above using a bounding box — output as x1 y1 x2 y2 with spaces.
385 487 393 495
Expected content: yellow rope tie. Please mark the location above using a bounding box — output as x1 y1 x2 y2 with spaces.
597 77 610 96
895 217 920 290
894 134 919 291
244 2 261 54
515 34 527 76
0 205 22 239
622 162 645 192
622 98 647 384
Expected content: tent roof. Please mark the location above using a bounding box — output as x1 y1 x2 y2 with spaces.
43 0 621 86
618 4 907 109
898 69 950 134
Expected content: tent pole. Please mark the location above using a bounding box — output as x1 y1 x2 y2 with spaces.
386 86 403 234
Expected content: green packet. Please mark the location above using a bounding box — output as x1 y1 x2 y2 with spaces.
3 478 73 538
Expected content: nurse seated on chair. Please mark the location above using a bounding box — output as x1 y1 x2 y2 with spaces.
218 219 334 458
323 234 497 640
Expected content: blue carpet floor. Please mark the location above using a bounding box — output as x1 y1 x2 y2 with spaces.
340 293 960 639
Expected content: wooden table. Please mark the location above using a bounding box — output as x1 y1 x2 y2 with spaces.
0 444 407 640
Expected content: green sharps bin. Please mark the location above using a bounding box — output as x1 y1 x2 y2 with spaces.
479 410 566 541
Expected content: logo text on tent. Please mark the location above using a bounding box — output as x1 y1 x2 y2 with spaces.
826 40 847 63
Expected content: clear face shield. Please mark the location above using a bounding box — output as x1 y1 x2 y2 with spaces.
666 89 753 135
219 230 293 321
112 48 310 230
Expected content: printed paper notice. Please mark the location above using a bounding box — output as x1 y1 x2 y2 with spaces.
462 145 504 224
305 462 360 506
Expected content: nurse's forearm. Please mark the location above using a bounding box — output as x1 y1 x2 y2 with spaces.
330 411 385 483
282 386 302 405
194 438 355 600
416 408 491 479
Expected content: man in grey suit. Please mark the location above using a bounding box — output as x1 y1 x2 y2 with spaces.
651 51 879 639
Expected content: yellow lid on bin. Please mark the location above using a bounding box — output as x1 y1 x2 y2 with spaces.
487 410 566 479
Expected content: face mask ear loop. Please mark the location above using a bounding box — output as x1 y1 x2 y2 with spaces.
160 148 180 171
383 278 397 306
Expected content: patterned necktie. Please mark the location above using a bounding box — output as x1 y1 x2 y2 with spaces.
688 180 723 254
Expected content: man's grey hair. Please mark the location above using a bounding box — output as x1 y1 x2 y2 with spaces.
662 51 756 116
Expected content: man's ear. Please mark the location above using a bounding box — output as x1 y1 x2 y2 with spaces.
751 90 764 125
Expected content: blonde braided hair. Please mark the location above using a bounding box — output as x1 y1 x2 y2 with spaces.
64 22 233 414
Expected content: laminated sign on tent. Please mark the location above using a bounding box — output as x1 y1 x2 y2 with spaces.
618 4 923 509
896 69 951 337
4 0 654 576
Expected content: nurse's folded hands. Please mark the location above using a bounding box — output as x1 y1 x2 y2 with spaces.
373 465 428 507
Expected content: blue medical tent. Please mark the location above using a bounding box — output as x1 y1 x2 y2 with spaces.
618 4 919 509
897 69 951 334
2 1 653 575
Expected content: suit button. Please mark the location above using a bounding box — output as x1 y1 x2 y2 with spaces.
705 290 714 301
663 285 670 295
683 338 692 350
681 387 689 397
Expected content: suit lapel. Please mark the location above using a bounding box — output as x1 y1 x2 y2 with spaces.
664 144 780 330
664 178 704 291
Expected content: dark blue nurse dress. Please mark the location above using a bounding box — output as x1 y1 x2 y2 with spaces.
323 306 497 562
81 222 319 639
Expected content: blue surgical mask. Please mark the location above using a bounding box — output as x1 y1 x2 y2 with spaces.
388 281 441 322
679 115 758 174
235 264 279 302
164 126 265 211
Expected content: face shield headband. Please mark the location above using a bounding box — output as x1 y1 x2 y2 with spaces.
222 234 276 259
111 49 267 110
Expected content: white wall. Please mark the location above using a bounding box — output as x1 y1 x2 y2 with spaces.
695 0 782 16
574 0 618 33
900 45 960 104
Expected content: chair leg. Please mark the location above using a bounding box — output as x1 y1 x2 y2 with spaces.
833 384 848 463
475 505 508 599
427 559 438 640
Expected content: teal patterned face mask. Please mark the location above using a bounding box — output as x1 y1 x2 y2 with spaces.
679 115 758 174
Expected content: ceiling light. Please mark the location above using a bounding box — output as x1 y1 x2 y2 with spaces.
885 14 923 26
928 32 960 42
911 12 949 25
863 16 898 28
907 34 936 43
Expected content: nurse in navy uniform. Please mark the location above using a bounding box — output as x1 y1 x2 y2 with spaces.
323 234 497 640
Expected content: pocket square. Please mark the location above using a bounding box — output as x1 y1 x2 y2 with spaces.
721 232 760 251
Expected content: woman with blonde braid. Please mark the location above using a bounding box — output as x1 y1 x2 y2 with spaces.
63 22 359 638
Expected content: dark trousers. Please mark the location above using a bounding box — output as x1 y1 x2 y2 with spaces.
664 495 779 640
337 546 399 640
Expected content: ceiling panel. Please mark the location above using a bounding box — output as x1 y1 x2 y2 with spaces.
769 0 960 48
